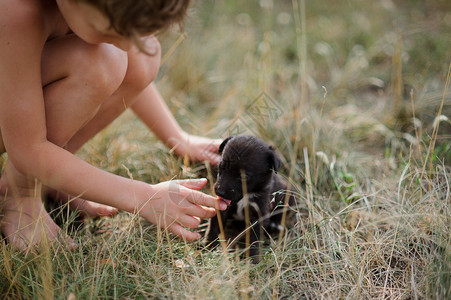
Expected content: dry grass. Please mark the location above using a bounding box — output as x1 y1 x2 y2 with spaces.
1 0 450 299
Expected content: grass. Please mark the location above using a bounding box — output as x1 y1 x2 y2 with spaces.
1 0 450 298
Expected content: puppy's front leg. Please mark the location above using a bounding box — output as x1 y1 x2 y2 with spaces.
205 210 228 248
205 215 220 248
247 200 266 261
248 225 262 260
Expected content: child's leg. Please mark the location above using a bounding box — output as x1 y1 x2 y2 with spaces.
1 34 140 249
46 37 161 217
65 37 160 153
39 34 127 217
41 34 129 147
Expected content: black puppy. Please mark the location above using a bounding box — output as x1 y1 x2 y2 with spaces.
205 135 293 259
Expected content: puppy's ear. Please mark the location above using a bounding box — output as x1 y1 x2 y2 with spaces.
218 136 234 154
268 146 282 172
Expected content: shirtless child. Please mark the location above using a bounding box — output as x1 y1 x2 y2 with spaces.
0 0 229 250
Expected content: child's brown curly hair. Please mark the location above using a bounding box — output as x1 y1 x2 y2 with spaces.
78 0 190 52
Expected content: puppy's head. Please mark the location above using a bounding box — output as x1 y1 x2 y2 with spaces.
214 135 282 202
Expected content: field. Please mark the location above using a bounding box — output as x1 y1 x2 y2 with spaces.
1 0 450 299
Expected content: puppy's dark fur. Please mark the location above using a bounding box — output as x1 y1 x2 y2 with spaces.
205 135 294 259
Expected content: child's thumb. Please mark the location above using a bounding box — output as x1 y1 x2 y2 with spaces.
174 178 208 190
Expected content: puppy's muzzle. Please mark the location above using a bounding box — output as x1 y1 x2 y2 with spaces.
214 183 236 202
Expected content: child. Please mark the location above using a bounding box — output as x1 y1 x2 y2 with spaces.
0 0 229 250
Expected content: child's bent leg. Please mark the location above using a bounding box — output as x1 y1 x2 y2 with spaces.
1 35 129 248
50 37 161 216
39 34 130 217
41 34 128 147
65 36 161 153
49 38 160 216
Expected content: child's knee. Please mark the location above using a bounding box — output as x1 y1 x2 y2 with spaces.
79 44 128 100
59 40 127 104
124 37 161 92
43 35 128 101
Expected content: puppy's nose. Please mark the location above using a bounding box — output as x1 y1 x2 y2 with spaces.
215 188 224 198
214 185 225 198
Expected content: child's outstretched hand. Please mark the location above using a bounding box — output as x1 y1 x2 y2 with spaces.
139 178 227 241
171 134 222 165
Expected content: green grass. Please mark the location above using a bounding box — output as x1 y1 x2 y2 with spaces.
1 0 450 298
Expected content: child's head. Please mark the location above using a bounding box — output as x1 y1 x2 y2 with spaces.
65 0 190 52
79 0 190 37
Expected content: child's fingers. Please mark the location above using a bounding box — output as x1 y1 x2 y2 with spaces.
173 178 208 190
168 179 228 210
210 141 222 155
176 215 201 229
167 223 201 241
184 189 228 210
184 204 216 219
155 215 201 240
203 150 221 165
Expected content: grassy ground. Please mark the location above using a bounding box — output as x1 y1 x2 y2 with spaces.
1 0 450 299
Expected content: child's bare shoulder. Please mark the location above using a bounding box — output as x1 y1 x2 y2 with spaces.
0 0 51 39
0 0 53 93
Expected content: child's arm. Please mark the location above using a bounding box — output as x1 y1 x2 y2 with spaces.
0 5 223 241
131 83 222 164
